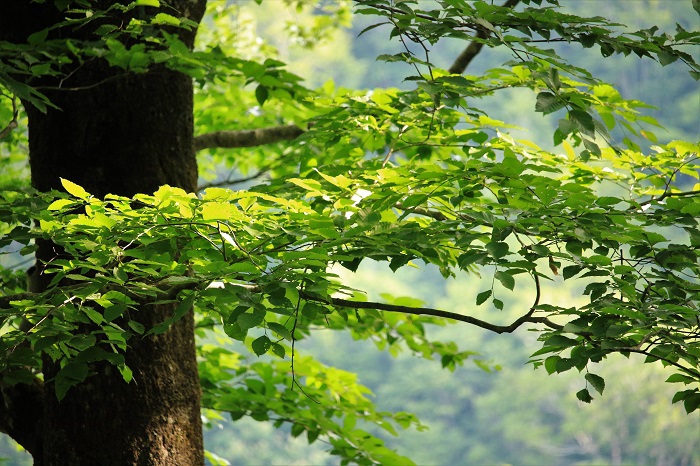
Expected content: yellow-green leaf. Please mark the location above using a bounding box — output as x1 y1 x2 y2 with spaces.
61 178 90 200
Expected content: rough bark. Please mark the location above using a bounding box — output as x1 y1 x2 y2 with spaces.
194 124 305 151
0 1 208 464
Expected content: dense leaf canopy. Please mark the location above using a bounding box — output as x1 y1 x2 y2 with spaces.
1 0 699 463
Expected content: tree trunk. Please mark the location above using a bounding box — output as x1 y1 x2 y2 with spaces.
0 1 208 464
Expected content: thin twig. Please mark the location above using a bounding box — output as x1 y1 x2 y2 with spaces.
197 167 270 191
290 276 320 404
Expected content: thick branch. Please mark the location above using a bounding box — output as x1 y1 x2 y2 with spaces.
194 124 304 151
448 0 520 74
0 380 44 458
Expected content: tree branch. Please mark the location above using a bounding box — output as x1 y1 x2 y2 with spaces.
0 119 18 140
0 380 44 458
448 0 520 74
198 167 270 191
325 296 550 333
637 189 700 208
301 275 551 335
0 96 19 140
0 292 35 309
194 124 305 151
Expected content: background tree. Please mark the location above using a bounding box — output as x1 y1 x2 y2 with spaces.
0 1 698 465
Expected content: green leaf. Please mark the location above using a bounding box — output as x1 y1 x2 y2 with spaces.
545 335 578 348
255 85 269 106
666 374 695 384
290 422 305 438
683 393 700 413
302 302 325 320
535 91 566 114
569 110 595 136
83 307 104 324
61 178 90 200
562 265 584 280
576 388 593 403
252 335 272 356
47 199 75 211
494 271 515 291
118 365 133 383
585 373 605 395
152 13 180 26
267 321 292 340
476 290 492 306
544 355 560 374
237 309 265 331
657 51 678 66
270 343 286 358
55 363 89 400
27 28 49 46
486 241 509 259
128 320 145 334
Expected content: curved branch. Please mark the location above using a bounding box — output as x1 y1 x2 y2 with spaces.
0 380 44 458
326 296 547 333
448 0 520 74
301 285 546 334
615 348 700 381
194 124 305 151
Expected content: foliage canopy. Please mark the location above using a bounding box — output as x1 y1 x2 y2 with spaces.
1 0 699 463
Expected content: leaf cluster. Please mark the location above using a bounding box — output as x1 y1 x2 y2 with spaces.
1 0 700 462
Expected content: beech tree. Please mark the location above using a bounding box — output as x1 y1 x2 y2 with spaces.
0 1 698 465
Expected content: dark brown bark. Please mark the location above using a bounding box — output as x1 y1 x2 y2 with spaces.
0 1 208 464
0 380 44 460
448 0 520 75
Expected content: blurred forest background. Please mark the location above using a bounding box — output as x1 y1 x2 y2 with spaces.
1 1 698 465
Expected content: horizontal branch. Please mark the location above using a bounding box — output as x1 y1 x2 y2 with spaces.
325 296 554 333
2 271 560 338
194 124 305 151
0 278 199 313
638 189 700 208
198 167 270 192
0 292 35 309
612 347 700 380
